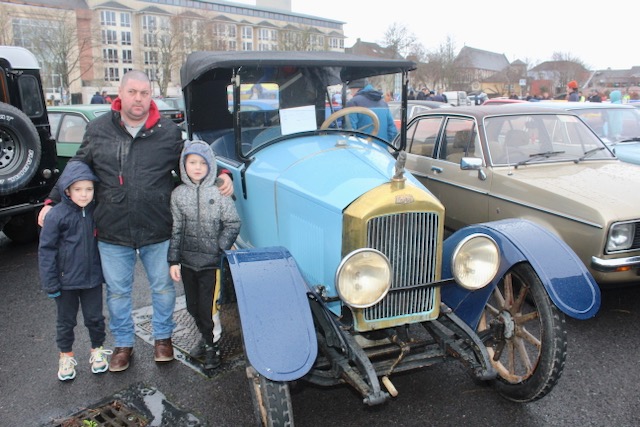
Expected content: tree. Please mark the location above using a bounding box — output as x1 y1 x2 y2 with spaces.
13 8 99 104
382 22 417 58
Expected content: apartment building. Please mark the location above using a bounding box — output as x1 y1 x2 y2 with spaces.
0 0 345 102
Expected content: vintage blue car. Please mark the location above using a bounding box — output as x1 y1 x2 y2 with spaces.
181 51 601 426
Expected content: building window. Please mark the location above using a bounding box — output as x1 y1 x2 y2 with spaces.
242 41 253 51
143 33 158 48
121 31 131 46
145 68 158 82
102 29 117 45
144 51 159 65
105 67 120 82
122 50 132 64
242 26 253 40
228 40 237 51
102 48 118 63
123 67 133 76
100 11 116 26
142 15 157 31
120 13 131 28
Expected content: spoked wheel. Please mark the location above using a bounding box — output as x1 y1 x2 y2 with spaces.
477 262 567 402
246 366 294 427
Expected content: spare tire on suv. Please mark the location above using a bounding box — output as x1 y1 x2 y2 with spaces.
0 102 42 195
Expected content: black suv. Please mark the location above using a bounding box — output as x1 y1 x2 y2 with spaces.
0 46 58 243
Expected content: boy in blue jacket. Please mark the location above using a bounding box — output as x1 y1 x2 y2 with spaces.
39 161 111 381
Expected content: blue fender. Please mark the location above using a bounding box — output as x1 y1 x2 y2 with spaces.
441 219 601 328
223 246 318 381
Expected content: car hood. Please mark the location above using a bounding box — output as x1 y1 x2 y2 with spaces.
492 160 640 223
253 138 424 213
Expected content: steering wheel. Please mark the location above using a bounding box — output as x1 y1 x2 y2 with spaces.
320 106 380 136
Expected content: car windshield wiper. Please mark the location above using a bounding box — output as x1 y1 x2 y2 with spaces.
514 151 565 168
574 146 605 163
616 137 640 143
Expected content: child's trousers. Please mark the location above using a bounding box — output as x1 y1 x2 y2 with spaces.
55 285 106 353
181 267 217 346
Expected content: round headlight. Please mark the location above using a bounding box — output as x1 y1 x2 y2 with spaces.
335 248 392 308
452 234 500 290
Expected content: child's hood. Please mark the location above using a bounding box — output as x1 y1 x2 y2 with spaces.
179 140 217 187
56 161 99 196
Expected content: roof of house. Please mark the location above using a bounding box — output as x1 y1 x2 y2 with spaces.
346 39 403 60
454 46 510 71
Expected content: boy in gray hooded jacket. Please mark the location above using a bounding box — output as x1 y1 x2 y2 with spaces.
168 140 240 370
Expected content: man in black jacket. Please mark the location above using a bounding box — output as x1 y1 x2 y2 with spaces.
39 70 233 372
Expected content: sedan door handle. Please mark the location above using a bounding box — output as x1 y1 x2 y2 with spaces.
431 166 443 174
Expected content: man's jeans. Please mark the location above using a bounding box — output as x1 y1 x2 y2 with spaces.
98 240 175 347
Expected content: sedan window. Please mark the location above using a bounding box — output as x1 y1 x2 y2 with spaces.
485 114 613 166
407 116 443 157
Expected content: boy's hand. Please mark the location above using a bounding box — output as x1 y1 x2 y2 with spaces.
38 205 53 227
216 174 234 197
170 264 182 282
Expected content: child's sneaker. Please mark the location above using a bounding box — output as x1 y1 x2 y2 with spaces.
90 347 113 374
58 353 77 381
204 343 221 370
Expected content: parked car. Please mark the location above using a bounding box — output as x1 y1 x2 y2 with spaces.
47 104 111 170
153 97 184 123
388 100 451 129
400 104 640 287
182 50 600 426
511 101 640 165
443 90 470 106
0 46 59 243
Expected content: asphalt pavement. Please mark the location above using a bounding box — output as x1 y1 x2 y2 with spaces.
2 232 640 427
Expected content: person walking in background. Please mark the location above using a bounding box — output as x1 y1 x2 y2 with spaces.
38 70 235 373
90 91 105 104
567 81 580 102
345 79 398 142
38 161 111 381
168 140 240 371
102 91 112 104
588 89 602 102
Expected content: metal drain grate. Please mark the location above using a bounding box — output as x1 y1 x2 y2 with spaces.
52 400 147 427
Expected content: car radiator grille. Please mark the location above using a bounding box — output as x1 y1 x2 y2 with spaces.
363 212 439 321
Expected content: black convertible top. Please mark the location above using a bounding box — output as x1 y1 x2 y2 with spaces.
181 50 416 89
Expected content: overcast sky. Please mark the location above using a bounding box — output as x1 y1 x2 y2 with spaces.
236 0 635 71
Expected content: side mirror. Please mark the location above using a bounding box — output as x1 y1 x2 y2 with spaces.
460 157 487 181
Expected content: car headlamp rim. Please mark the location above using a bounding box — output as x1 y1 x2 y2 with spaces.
451 233 500 291
335 248 392 309
606 222 635 253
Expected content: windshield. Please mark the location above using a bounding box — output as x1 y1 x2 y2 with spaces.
571 107 640 144
229 73 398 157
484 113 615 166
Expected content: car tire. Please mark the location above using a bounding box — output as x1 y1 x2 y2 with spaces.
0 102 42 195
2 211 39 244
478 262 567 402
246 366 294 427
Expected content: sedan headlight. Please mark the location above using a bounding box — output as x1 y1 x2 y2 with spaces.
452 234 500 290
606 222 635 252
336 248 391 308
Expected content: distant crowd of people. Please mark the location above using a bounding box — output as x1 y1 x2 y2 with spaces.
90 90 113 104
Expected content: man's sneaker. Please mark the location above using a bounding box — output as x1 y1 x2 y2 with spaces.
90 347 113 374
58 353 77 381
204 344 221 370
189 338 206 359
